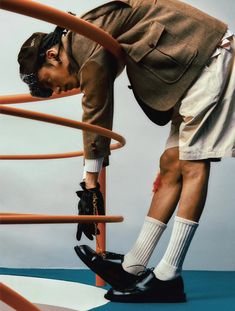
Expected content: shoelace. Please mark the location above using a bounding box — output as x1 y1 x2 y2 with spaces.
98 251 124 260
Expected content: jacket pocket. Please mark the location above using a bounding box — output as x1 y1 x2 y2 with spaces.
129 21 198 84
128 21 165 62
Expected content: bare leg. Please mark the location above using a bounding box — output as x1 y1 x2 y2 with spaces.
148 148 210 223
177 160 210 221
122 147 181 274
123 148 210 276
153 159 211 280
148 147 182 223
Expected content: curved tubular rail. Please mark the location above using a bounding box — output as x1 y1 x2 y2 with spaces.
0 213 124 225
0 105 125 160
0 283 40 311
0 0 125 63
0 89 81 105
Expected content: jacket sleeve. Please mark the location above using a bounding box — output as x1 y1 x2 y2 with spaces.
79 49 118 164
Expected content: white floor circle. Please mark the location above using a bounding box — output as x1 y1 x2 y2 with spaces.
0 274 109 310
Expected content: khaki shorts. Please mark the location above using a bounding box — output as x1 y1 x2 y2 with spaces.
165 36 235 160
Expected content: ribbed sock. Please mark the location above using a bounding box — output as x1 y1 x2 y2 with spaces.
154 216 199 281
122 216 167 275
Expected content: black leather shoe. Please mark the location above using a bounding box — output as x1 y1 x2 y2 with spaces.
74 245 148 290
105 272 186 303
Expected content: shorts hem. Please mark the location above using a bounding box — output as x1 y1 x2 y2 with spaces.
179 149 235 160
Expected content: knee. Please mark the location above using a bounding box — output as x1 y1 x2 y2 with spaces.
159 148 181 181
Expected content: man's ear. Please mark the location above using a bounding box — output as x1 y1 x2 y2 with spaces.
45 48 60 62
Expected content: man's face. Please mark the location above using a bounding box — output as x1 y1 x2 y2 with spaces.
37 57 79 94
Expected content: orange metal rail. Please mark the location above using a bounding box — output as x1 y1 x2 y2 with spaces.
0 105 126 160
0 213 124 225
0 89 81 105
0 0 125 63
0 282 41 311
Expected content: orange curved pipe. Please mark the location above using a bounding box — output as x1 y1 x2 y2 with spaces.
0 283 40 311
0 0 125 63
0 213 124 224
0 105 125 160
0 89 81 105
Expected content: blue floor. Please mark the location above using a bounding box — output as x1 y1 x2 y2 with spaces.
0 268 234 310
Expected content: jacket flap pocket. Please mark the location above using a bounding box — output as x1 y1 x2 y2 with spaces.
128 21 165 62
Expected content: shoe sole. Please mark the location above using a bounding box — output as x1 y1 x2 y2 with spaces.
104 292 187 303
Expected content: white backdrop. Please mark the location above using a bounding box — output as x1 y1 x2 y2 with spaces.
0 0 234 271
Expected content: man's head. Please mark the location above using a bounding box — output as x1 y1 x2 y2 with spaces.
18 26 79 97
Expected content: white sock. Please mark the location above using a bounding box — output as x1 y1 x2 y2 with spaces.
154 216 199 281
122 216 167 275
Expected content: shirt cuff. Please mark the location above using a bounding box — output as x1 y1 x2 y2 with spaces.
84 157 104 173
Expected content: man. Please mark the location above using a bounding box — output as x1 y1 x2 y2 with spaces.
17 0 234 303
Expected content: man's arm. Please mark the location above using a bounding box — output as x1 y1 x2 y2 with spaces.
79 49 117 187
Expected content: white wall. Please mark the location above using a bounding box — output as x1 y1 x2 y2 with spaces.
0 0 234 271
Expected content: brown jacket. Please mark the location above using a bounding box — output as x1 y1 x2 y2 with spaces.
69 0 227 161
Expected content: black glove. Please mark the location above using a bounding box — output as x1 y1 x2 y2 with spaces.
76 182 105 241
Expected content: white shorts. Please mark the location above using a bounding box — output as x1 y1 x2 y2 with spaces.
165 35 235 161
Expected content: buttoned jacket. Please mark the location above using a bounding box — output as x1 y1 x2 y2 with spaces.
69 0 227 161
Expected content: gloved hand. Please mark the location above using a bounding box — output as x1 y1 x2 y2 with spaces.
76 182 105 241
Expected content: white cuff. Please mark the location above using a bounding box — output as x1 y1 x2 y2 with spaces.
82 157 104 180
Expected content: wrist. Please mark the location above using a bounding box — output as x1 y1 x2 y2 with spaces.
85 172 99 189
